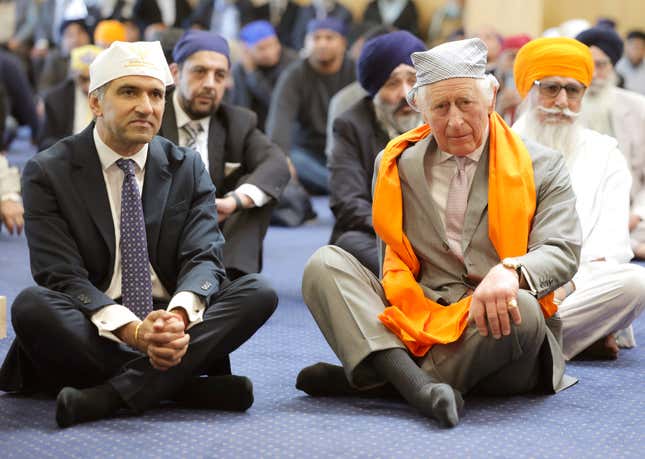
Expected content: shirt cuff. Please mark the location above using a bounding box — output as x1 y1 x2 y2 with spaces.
0 192 22 203
167 291 205 330
91 304 139 344
236 184 271 207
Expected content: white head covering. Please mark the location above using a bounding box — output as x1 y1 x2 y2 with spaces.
406 38 489 111
88 41 173 94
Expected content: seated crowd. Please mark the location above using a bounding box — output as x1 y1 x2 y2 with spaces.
0 0 644 430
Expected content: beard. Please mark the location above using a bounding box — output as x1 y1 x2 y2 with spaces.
179 89 219 119
373 95 422 139
514 100 583 166
579 76 616 136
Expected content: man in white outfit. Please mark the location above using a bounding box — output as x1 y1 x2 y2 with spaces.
513 37 645 360
575 26 645 260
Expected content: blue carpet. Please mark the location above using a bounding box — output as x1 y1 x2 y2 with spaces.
0 141 644 458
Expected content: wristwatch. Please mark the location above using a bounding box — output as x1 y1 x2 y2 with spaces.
501 257 522 278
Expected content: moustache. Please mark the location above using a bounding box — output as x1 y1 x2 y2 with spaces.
537 105 580 119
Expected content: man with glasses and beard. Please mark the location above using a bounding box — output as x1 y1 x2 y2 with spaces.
575 26 645 261
513 37 645 361
327 30 425 275
158 30 290 280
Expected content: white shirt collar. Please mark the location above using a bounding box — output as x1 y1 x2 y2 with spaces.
172 90 210 132
93 126 148 172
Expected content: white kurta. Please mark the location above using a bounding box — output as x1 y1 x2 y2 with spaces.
557 128 645 359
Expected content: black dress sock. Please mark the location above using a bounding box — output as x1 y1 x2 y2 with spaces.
55 383 124 428
370 348 463 427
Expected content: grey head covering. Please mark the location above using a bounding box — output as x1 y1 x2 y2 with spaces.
407 37 489 111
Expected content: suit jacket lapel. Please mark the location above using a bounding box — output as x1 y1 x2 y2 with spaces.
406 137 448 243
462 142 490 254
70 125 115 262
142 138 172 267
161 96 180 145
207 114 226 189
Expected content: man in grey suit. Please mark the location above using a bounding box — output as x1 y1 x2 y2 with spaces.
297 38 581 427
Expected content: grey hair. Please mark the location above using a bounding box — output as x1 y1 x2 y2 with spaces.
90 82 110 101
415 74 500 112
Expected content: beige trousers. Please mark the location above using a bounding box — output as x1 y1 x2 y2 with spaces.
559 262 645 359
302 246 553 395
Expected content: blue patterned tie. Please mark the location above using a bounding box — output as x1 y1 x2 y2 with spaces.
116 158 153 318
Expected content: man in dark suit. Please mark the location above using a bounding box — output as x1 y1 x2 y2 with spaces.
39 45 102 150
0 40 277 428
132 0 192 34
328 31 425 275
362 0 419 37
158 30 290 279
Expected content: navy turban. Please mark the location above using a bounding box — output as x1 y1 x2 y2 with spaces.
173 30 230 65
240 20 276 46
357 30 426 98
576 27 624 66
306 18 346 37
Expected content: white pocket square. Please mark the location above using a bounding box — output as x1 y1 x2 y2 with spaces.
224 162 242 177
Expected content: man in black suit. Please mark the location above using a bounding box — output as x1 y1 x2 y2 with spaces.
328 31 425 275
158 30 290 279
39 45 102 150
0 40 278 428
132 0 192 34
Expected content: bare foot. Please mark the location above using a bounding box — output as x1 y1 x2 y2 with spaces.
633 243 645 260
575 334 619 360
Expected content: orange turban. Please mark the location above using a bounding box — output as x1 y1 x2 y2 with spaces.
513 37 594 98
94 20 127 47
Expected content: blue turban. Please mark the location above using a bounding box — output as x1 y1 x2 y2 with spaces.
576 26 624 66
173 30 230 65
306 18 346 37
240 20 276 47
357 31 426 98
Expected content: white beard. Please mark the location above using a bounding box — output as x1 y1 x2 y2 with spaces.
514 105 583 167
373 95 423 139
580 79 616 136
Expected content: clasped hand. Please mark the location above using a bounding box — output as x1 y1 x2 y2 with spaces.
135 310 190 371
468 264 522 339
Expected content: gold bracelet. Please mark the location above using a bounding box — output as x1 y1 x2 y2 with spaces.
134 322 143 345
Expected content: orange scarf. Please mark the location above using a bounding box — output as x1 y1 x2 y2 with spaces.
373 112 556 357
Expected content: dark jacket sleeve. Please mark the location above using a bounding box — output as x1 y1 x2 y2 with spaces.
227 106 290 200
0 51 39 140
171 147 227 299
328 115 375 235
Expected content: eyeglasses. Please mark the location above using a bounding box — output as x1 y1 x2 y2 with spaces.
533 80 586 100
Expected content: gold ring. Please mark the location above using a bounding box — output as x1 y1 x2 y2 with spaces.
507 298 519 310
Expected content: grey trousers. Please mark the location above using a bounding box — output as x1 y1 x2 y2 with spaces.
302 246 558 396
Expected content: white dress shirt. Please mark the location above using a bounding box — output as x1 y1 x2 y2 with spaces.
172 91 271 207
90 127 206 343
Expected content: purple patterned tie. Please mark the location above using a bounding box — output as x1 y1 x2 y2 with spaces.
116 158 153 318
445 156 469 262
